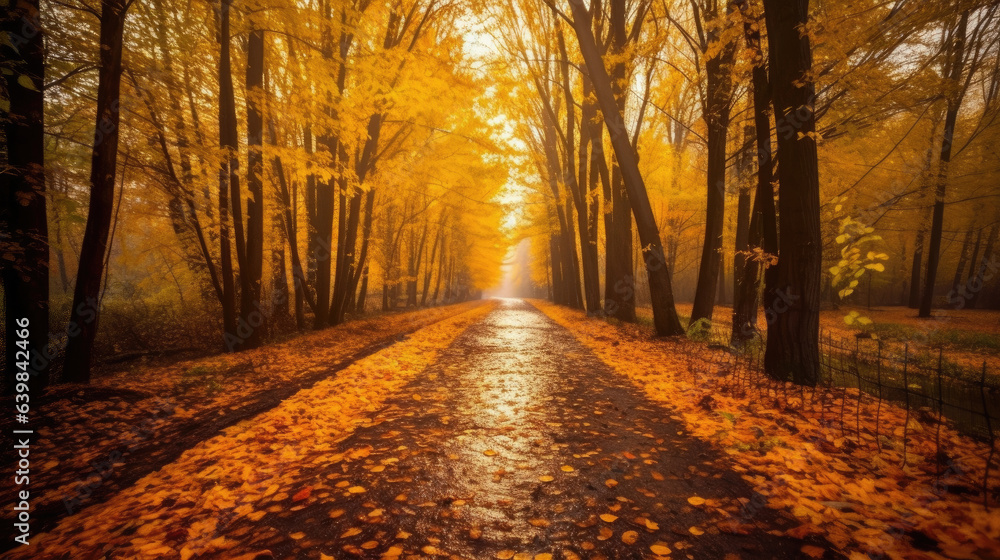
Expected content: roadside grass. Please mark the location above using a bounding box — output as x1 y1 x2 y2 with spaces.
856 321 1000 353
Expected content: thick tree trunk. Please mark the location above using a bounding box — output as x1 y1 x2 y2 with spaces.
1 0 49 392
920 11 968 318
602 0 636 322
567 0 685 336
762 0 822 385
62 0 129 383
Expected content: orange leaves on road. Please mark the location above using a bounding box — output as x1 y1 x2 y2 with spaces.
534 300 1000 560
291 486 312 502
6 304 496 560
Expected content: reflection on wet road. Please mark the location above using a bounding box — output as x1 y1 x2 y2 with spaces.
260 299 821 559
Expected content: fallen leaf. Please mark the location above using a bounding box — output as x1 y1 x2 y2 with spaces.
348 486 366 494
622 530 639 544
688 526 704 536
539 475 554 482
800 545 825 558
687 496 706 506
496 551 516 559
600 514 618 523
561 465 575 472
650 543 672 556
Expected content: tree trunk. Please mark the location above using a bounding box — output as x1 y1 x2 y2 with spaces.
920 11 968 318
349 188 376 313
556 23 601 313
1 0 49 392
761 0 822 385
602 0 636 322
241 25 265 348
691 25 736 324
908 225 926 308
421 221 441 306
949 228 974 300
62 0 129 383
217 0 243 351
732 8 776 346
567 0 685 336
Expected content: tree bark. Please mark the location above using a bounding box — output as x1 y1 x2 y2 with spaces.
761 0 822 385
602 0 636 322
62 0 129 383
732 4 776 346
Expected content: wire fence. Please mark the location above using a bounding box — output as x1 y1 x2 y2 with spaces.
686 329 999 507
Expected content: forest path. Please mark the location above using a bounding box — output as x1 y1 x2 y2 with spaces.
221 299 828 560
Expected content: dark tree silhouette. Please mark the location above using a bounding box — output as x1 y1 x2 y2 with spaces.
2 0 49 392
63 0 130 383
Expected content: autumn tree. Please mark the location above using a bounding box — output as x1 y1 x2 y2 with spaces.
62 0 132 384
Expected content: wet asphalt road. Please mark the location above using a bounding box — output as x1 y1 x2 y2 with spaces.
226 299 828 559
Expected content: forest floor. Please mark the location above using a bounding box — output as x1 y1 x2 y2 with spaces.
660 304 1000 372
4 299 997 560
0 301 486 546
